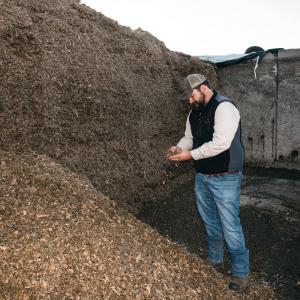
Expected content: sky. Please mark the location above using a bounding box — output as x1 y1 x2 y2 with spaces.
80 0 300 56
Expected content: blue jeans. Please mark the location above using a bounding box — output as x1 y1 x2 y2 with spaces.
195 171 249 277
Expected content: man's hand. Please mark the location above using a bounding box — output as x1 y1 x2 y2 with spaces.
168 146 183 154
168 149 192 161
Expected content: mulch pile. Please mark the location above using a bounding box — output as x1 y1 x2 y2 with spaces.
0 150 274 298
0 0 276 298
0 0 216 211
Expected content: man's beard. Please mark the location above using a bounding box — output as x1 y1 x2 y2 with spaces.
191 92 205 111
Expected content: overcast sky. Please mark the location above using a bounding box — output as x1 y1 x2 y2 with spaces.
80 0 300 56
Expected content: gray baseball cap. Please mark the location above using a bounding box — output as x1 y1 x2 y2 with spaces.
181 74 207 101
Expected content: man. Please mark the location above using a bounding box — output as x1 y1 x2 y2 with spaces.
168 74 249 292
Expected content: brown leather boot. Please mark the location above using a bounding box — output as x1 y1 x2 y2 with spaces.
229 276 249 292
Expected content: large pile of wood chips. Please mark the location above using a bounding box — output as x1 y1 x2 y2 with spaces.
0 151 274 298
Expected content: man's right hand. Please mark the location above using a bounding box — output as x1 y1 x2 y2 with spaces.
167 146 183 160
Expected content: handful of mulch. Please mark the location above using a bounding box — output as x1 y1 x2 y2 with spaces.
166 149 180 160
166 149 182 168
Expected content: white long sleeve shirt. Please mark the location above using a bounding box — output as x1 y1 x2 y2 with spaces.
177 102 240 160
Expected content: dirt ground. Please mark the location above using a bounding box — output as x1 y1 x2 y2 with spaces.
138 167 300 300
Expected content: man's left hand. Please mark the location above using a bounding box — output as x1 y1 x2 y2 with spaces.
168 150 192 161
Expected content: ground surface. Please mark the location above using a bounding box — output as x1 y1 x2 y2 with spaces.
138 169 300 300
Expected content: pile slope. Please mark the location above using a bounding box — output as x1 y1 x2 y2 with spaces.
0 150 274 299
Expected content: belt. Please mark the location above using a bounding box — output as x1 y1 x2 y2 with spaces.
204 170 240 177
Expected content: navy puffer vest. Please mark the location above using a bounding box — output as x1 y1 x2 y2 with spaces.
189 92 244 174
